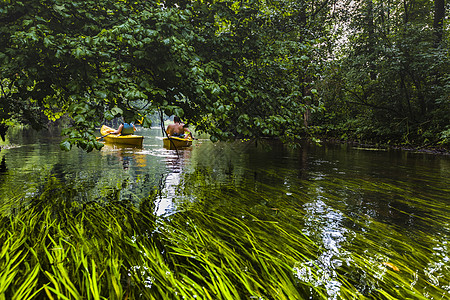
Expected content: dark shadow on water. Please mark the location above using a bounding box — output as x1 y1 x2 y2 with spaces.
0 156 7 173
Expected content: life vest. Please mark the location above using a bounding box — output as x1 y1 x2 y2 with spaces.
121 123 134 135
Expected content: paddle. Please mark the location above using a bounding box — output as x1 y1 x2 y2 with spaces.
96 132 113 140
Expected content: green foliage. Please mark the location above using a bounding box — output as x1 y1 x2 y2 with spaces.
1 0 447 149
315 0 449 147
438 127 450 146
0 0 327 150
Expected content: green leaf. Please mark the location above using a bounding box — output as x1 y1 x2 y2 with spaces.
60 141 72 151
111 107 123 116
73 115 85 124
95 91 108 99
104 111 114 120
141 116 152 127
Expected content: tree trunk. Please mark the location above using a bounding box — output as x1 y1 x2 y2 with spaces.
433 0 445 45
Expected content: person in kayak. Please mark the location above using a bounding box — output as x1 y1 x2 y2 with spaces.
111 118 136 136
166 116 193 139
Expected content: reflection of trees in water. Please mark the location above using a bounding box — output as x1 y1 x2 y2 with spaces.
0 141 160 215
0 156 6 173
169 141 313 221
295 152 450 297
102 143 147 170
3 172 158 231
164 140 450 297
187 141 251 185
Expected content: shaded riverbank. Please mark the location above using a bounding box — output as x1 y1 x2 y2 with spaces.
315 137 450 156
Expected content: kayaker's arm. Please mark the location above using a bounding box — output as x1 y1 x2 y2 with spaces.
183 126 193 139
111 124 123 135
186 130 193 139
166 124 174 137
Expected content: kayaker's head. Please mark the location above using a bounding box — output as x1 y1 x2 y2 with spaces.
174 116 181 124
122 111 134 123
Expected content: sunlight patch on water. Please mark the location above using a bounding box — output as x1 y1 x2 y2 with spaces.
300 199 349 298
0 144 22 150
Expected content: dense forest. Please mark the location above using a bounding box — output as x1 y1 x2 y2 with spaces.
0 0 448 151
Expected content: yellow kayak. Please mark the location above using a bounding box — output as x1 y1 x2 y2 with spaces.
163 136 193 149
100 125 144 147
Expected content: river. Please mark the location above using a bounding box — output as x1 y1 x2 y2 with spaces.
0 126 449 299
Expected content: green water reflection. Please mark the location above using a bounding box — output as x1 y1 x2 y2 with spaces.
178 141 449 298
0 127 449 299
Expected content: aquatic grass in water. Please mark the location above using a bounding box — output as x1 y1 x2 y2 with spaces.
172 143 450 299
2 182 448 299
1 140 449 299
0 178 325 299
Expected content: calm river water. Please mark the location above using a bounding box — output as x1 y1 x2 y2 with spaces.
1 126 449 298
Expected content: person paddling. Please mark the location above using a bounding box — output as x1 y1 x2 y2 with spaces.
111 118 136 136
166 116 193 139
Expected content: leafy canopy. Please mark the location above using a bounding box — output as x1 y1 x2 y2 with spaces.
0 0 325 151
